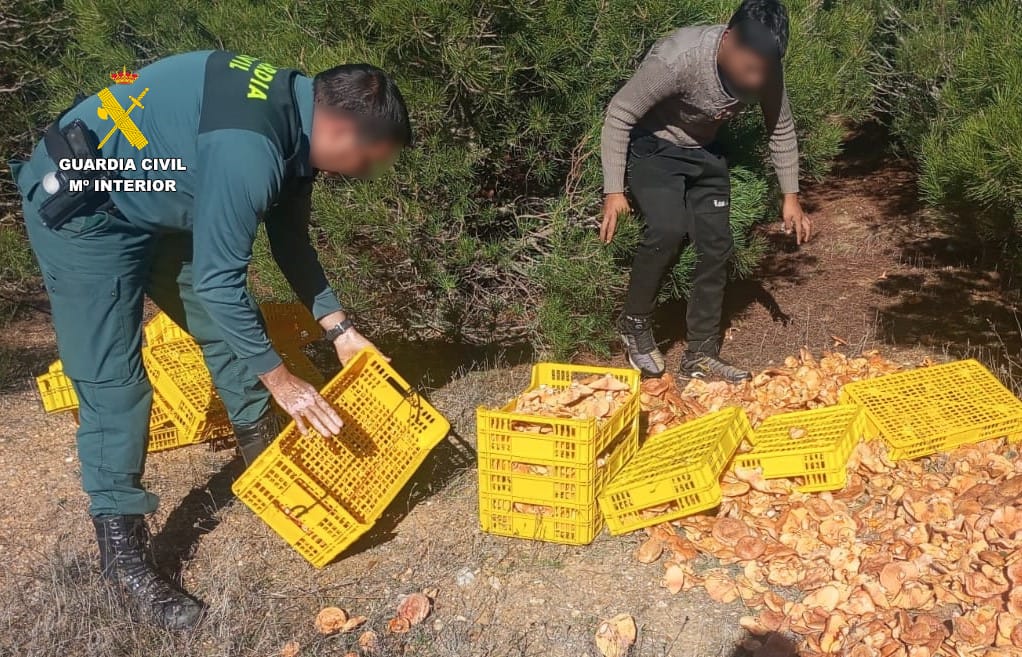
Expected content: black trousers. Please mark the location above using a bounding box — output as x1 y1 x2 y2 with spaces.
624 131 733 355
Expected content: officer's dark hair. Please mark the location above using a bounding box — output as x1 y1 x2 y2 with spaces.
728 0 790 60
313 64 412 146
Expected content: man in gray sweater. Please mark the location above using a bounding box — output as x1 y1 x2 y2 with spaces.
600 0 811 382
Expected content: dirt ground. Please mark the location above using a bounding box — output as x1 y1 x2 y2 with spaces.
1 134 1019 657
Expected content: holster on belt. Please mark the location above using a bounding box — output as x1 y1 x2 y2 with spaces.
38 96 116 230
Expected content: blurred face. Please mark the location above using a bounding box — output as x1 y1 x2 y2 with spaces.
718 29 774 94
309 108 401 177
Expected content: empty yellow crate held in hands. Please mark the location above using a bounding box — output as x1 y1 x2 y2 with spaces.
476 363 640 544
232 349 451 568
732 405 866 493
840 359 1022 460
598 407 750 535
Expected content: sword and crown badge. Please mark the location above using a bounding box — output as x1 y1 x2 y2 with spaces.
96 66 149 150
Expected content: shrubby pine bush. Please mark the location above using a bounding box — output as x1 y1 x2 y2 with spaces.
871 0 1022 262
0 0 67 293
18 0 875 356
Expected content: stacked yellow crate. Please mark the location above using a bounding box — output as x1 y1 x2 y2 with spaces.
477 364 640 545
141 338 233 447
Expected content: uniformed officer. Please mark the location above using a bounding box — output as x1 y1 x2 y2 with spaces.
9 51 411 629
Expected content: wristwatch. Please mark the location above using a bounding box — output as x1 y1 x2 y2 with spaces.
323 318 354 342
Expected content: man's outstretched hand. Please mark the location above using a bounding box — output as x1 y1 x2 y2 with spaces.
600 192 631 243
782 193 812 245
332 326 389 366
260 364 343 436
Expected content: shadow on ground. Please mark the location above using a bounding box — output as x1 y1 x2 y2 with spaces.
728 632 799 657
654 270 797 356
152 458 244 577
152 388 481 573
337 428 477 562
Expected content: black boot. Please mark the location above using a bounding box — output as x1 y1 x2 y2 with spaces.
93 514 205 630
233 410 285 467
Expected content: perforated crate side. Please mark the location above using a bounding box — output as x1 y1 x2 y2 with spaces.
232 350 450 567
840 359 1022 459
479 492 604 545
233 445 372 568
596 408 748 534
148 423 183 453
732 405 864 492
143 341 228 442
147 389 202 452
37 368 79 413
478 423 638 507
601 482 722 535
143 312 190 347
476 363 640 467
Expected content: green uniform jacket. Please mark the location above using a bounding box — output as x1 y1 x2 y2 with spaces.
27 50 341 375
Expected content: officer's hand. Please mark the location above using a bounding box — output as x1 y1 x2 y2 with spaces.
600 193 631 243
782 193 813 245
333 326 389 366
259 364 343 436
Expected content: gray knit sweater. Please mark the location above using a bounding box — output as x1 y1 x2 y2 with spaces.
600 24 800 195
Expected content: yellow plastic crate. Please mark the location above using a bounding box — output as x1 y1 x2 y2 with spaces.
147 389 185 453
476 363 640 544
598 407 750 535
840 359 1022 460
479 494 603 546
478 428 637 506
732 405 865 493
143 312 189 346
36 362 78 413
261 302 322 348
476 364 640 467
232 349 450 568
38 365 188 453
142 340 231 443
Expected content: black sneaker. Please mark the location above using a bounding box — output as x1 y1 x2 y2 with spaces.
616 314 666 378
679 350 751 384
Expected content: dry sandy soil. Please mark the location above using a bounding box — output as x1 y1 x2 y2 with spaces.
0 134 1019 657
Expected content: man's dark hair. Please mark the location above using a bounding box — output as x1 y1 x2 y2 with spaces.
313 64 412 146
728 0 790 60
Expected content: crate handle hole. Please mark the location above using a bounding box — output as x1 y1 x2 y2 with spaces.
386 375 413 399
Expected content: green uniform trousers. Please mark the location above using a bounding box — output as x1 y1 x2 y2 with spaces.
13 159 271 517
